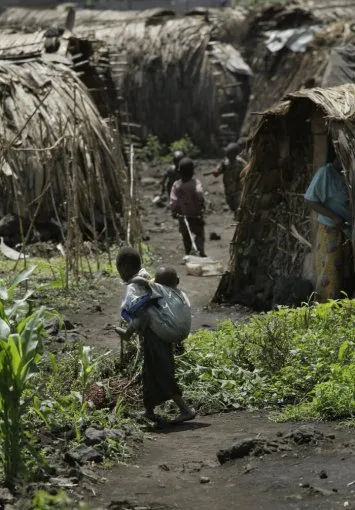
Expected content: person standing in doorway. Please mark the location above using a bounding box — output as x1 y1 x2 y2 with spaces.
213 139 246 218
304 147 351 301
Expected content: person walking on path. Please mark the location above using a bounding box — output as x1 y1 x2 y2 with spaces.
170 157 206 257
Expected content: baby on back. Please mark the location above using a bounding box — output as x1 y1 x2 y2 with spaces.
117 265 191 343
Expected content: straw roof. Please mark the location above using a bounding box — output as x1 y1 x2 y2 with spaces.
0 58 127 244
214 84 355 307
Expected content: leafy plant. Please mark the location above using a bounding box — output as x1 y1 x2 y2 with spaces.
177 299 355 420
136 134 165 162
169 135 199 159
136 134 199 163
0 267 60 488
32 489 89 510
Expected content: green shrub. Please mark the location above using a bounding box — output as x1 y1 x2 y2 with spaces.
177 299 355 420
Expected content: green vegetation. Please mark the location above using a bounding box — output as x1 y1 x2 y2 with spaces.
0 268 141 500
136 135 199 163
178 299 355 422
2 262 355 506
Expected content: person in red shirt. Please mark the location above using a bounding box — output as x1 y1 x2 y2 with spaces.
170 158 206 257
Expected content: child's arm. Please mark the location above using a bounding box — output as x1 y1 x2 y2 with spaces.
115 317 141 340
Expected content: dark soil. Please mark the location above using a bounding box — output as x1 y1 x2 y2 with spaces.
93 413 355 510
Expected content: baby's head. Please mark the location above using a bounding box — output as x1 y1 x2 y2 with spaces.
116 246 142 282
155 266 179 288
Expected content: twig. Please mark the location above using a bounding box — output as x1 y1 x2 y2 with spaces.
10 135 66 152
1 88 52 156
127 143 134 246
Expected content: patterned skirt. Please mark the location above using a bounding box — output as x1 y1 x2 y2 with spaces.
315 223 344 301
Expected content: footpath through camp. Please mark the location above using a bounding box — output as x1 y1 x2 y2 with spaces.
66 161 355 510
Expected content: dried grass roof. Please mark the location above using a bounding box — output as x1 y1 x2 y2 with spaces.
0 58 126 240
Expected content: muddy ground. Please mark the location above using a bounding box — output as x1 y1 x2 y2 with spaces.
72 161 354 510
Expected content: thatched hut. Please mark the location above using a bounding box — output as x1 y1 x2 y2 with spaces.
0 58 128 246
74 8 251 151
0 6 250 151
214 84 355 309
238 2 355 138
0 26 119 119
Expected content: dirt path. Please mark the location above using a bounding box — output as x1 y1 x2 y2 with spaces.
94 412 355 510
75 160 246 351
73 161 355 510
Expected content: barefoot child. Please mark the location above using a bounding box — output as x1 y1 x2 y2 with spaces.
116 247 195 424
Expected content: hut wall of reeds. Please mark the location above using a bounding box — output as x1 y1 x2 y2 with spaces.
214 84 355 309
0 58 129 247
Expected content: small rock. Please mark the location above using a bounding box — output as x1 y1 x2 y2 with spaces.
104 428 125 441
319 469 328 479
217 438 265 464
49 476 78 488
84 427 106 446
243 463 254 474
63 317 75 330
0 488 14 504
159 464 170 472
65 445 103 465
309 486 335 497
200 476 210 484
45 316 61 335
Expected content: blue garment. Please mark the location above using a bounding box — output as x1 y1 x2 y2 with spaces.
304 163 350 230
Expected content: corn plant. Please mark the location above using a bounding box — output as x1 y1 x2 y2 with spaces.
77 344 111 404
0 267 59 488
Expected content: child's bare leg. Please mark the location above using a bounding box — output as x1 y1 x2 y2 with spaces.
170 394 196 424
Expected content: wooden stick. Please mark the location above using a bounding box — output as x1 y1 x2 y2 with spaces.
127 143 134 246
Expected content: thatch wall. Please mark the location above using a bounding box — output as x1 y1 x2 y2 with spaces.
214 84 355 309
0 59 128 245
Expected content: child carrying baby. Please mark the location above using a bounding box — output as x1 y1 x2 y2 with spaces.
116 247 195 425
